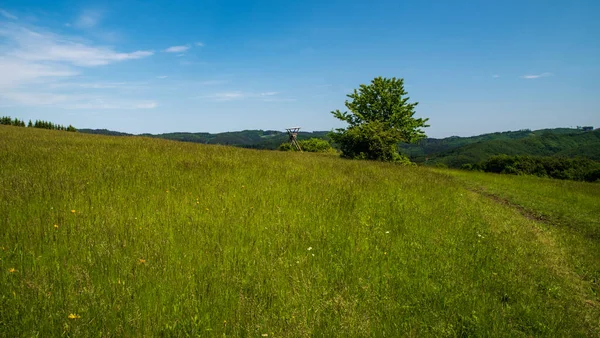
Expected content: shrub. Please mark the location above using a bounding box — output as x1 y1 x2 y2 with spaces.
477 155 600 182
278 138 336 153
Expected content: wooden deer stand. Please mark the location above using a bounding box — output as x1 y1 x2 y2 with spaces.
286 127 303 152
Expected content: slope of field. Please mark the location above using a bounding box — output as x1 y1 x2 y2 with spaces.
1 125 599 336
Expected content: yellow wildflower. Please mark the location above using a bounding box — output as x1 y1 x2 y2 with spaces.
138 258 146 264
54 224 59 229
68 313 81 319
70 209 76 214
8 268 16 273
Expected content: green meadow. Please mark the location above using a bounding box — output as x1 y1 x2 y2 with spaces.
1 125 599 337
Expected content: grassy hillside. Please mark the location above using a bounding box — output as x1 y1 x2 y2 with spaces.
413 129 600 167
1 125 599 336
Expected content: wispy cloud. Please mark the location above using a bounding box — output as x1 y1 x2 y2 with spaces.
262 98 296 102
197 80 228 86
195 42 205 47
0 59 77 89
164 45 190 53
157 75 168 79
74 9 102 29
521 72 553 79
47 81 148 90
0 91 157 110
0 24 153 67
0 8 18 20
203 92 245 101
65 99 158 110
0 21 156 109
199 91 293 102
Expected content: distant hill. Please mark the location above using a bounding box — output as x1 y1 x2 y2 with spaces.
401 128 600 167
79 127 600 166
78 129 133 136
79 128 330 149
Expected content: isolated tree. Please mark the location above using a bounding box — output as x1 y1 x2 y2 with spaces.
329 76 429 162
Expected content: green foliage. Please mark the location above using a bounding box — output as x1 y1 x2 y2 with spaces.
3 118 79 132
330 121 411 162
0 116 26 127
278 142 294 151
330 77 429 161
472 154 600 182
1 126 599 336
299 138 335 153
279 138 336 153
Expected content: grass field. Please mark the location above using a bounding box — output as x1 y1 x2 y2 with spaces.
1 125 599 337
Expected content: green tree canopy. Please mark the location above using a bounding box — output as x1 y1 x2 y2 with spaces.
330 77 429 161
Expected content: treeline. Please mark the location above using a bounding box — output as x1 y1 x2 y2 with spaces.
0 116 76 132
464 155 600 182
0 116 26 127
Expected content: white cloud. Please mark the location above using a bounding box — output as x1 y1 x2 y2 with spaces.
521 72 553 79
164 45 190 53
207 92 245 101
0 58 78 89
0 24 153 67
0 91 77 106
0 9 18 20
195 42 205 47
176 53 185 57
0 22 157 110
0 91 157 110
74 10 102 29
197 80 226 85
262 98 296 102
199 91 293 102
47 81 147 90
133 102 157 109
65 100 158 110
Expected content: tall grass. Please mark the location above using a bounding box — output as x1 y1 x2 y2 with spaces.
1 125 599 336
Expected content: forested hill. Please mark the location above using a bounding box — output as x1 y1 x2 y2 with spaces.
78 129 330 149
401 128 600 167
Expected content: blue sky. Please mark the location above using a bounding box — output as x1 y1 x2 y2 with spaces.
1 0 598 137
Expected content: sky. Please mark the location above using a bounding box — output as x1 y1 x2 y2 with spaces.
0 0 598 138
